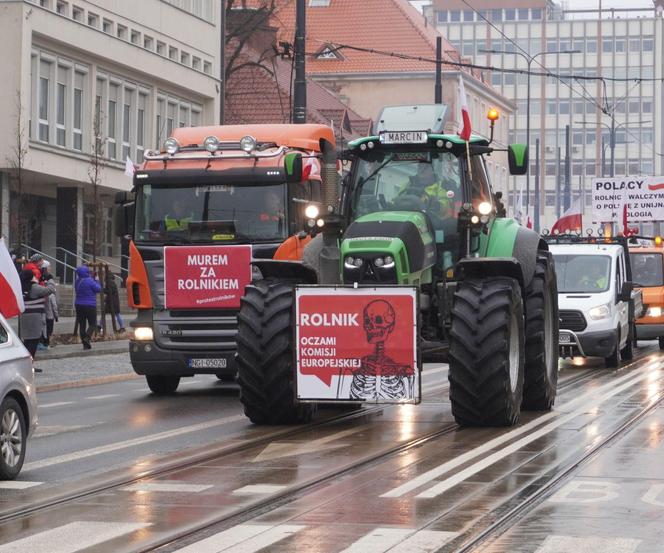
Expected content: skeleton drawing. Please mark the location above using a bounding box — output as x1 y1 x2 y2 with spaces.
346 299 414 400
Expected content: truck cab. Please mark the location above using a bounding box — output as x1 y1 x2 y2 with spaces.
630 243 664 349
550 241 642 367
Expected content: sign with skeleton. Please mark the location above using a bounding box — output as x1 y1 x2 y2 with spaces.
295 287 420 403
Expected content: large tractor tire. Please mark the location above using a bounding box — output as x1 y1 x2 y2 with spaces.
236 280 314 425
449 277 525 427
522 253 559 410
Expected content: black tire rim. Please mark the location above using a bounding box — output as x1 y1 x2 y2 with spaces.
1 407 23 469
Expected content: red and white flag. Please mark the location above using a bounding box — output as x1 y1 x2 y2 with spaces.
551 199 582 234
303 152 321 181
124 156 135 177
458 75 472 141
0 238 25 319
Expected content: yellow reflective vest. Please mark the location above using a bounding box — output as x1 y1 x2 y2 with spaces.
164 214 192 231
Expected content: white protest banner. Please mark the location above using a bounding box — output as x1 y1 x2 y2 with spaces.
592 176 664 223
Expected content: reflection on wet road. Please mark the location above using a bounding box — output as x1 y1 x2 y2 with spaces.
0 351 662 552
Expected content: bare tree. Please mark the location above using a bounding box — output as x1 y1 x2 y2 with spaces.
5 91 31 246
87 106 106 263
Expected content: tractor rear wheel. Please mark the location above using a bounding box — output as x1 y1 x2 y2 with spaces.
522 253 559 410
449 277 525 427
236 279 314 425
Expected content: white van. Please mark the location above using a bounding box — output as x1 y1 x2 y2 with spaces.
549 242 643 367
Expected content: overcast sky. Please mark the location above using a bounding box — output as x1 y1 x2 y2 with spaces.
568 0 654 7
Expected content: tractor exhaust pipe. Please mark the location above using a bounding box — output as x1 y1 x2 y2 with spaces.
320 138 338 213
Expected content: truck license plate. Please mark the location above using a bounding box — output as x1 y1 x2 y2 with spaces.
188 358 227 369
559 333 571 344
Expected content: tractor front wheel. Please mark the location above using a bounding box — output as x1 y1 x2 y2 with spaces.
449 277 525 427
236 280 314 425
522 253 559 410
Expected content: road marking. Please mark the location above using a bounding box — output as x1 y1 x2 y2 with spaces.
0 481 42 489
23 414 246 471
86 394 120 400
535 535 641 553
549 479 621 504
172 524 305 553
252 426 368 463
232 484 287 495
33 425 93 438
121 482 213 493
415 369 658 499
382 367 653 498
179 380 204 386
0 521 150 553
38 402 73 409
340 528 458 553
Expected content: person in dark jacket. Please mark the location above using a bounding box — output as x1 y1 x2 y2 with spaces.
18 269 54 357
74 265 102 349
104 275 125 333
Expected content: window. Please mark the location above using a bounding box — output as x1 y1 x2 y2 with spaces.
573 131 583 146
614 37 626 53
56 81 66 146
122 101 131 160
643 37 654 51
491 72 501 86
450 10 460 22
156 98 165 145
87 12 99 28
547 101 556 115
192 56 201 70
436 11 448 23
131 30 140 45
531 8 542 20
73 75 82 151
463 10 473 21
107 84 118 159
309 0 330 5
156 41 166 56
504 8 515 20
643 100 652 113
72 5 83 21
179 105 189 128
503 72 515 85
167 102 175 137
586 131 596 145
573 100 584 115
203 61 212 74
462 42 474 56
117 24 127 40
137 93 146 162
586 39 597 53
180 51 190 65
56 1 68 15
0 323 7 345
602 39 613 53
144 35 154 50
642 129 653 144
169 46 178 60
547 39 558 53
559 101 570 115
629 38 641 52
517 8 529 20
491 9 502 21
38 68 50 142
102 18 112 34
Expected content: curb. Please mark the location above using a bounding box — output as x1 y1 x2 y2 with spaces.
36 343 129 361
36 373 142 393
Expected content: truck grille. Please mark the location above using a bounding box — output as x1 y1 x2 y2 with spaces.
559 310 587 332
154 313 238 350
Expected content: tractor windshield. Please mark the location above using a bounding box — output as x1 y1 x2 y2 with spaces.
351 151 462 222
135 182 288 244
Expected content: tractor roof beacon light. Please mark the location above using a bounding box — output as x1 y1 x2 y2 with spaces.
164 137 180 155
203 135 220 153
240 135 257 153
656 236 663 247
487 108 499 143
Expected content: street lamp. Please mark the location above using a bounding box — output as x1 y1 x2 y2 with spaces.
576 119 651 177
480 48 579 230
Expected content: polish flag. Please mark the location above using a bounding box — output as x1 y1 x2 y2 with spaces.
458 75 472 142
303 152 321 181
551 199 583 234
0 238 25 319
124 156 135 177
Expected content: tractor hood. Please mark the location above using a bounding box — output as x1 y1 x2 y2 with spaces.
340 211 436 285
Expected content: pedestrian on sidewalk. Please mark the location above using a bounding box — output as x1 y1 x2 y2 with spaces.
18 269 54 358
41 262 59 348
104 274 125 333
74 265 102 350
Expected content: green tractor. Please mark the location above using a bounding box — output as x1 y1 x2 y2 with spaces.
236 104 558 427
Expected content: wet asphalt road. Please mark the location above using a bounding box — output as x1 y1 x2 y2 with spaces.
0 348 663 552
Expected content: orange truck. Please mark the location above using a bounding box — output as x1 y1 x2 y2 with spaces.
114 124 336 393
629 241 664 349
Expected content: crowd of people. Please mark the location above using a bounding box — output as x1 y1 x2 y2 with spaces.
9 250 125 359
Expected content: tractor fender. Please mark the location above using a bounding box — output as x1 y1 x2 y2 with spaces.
486 218 541 288
457 257 525 291
252 259 318 284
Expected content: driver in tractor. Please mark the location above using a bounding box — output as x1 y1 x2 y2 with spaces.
581 261 608 290
164 198 193 232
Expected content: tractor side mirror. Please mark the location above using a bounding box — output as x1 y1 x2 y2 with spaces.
508 144 529 176
618 281 633 303
284 152 303 183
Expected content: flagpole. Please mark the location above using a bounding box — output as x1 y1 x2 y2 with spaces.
465 139 473 181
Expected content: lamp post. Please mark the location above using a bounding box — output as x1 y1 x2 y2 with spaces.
480 48 579 228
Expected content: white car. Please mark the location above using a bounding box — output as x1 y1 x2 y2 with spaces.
0 313 38 479
550 242 641 368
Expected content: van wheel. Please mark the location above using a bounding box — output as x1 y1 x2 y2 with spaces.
620 324 634 361
605 330 620 368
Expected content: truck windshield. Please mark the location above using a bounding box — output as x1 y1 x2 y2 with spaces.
630 252 664 287
135 183 287 243
554 254 612 293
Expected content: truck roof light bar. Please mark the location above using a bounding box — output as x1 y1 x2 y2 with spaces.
143 145 287 162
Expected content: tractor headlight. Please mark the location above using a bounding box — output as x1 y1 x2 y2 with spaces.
203 135 220 152
305 205 319 219
134 327 154 341
478 201 492 215
374 255 395 269
647 306 662 317
164 138 180 155
344 256 363 269
240 135 257 152
588 304 611 320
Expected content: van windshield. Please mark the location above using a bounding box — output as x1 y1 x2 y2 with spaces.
630 252 664 287
553 254 612 293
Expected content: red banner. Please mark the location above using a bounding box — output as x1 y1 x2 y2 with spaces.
164 245 252 309
295 287 419 402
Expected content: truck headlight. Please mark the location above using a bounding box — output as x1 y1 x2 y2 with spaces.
344 256 363 269
134 327 154 341
588 304 611 320
647 306 662 317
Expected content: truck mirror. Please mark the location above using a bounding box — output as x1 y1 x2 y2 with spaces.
114 191 128 204
508 144 528 176
619 281 633 302
284 152 303 183
114 202 134 238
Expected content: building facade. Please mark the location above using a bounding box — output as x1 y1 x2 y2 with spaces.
0 0 220 273
429 0 664 231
